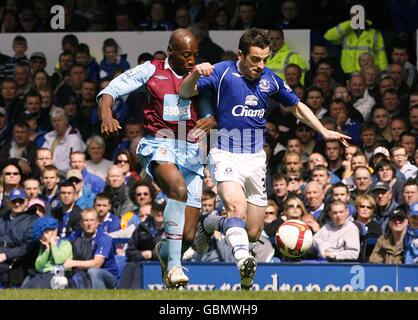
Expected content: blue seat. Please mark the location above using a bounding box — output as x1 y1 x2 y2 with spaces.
366 237 377 246
115 255 127 276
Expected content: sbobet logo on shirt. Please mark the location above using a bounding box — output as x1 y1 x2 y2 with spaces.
232 105 265 118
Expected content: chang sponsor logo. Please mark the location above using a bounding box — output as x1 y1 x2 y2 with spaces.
232 105 265 118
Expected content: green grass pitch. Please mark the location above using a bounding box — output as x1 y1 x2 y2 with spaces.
0 290 417 300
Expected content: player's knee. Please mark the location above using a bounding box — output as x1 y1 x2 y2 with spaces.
227 203 246 218
182 230 195 243
166 185 188 202
247 226 262 242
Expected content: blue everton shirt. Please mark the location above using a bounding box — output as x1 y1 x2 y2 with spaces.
197 60 299 153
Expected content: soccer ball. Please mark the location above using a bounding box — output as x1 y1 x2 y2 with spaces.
275 219 313 259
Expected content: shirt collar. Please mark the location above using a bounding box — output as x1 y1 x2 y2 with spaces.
164 58 183 79
82 230 97 240
103 212 112 222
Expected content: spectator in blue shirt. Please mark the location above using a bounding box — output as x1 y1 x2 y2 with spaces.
95 193 120 234
404 202 418 264
69 151 105 195
66 169 95 210
65 208 119 289
98 38 130 79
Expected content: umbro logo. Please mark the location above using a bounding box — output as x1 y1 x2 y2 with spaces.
232 72 243 78
154 75 168 80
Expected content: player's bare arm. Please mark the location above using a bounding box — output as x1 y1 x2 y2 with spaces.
189 116 217 141
98 94 122 136
179 62 214 98
289 101 351 148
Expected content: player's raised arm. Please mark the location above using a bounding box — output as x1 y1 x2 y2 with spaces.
97 61 156 136
179 62 214 98
289 101 351 148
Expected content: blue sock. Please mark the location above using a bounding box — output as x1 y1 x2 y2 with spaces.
163 198 186 271
224 217 249 262
218 216 228 234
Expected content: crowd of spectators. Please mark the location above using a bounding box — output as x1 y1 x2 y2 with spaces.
0 0 418 289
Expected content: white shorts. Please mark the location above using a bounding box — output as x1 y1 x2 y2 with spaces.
208 148 267 207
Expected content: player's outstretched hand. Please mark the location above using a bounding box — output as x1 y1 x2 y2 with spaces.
193 62 214 76
323 129 351 148
101 115 122 137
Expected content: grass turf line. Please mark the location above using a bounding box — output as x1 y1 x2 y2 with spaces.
1 290 418 300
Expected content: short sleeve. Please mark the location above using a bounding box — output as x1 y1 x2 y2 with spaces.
97 61 156 101
196 61 229 93
270 72 299 107
94 235 112 259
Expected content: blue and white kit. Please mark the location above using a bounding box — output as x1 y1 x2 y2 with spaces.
197 60 299 206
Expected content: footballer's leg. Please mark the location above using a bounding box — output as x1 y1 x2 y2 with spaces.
153 162 189 288
182 169 202 255
217 181 259 290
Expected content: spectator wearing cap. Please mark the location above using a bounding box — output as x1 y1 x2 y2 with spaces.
27 198 46 217
404 202 418 264
119 198 165 289
369 208 408 264
42 107 86 172
51 181 82 239
0 188 38 287
29 52 47 74
0 121 38 175
69 151 105 195
374 159 405 204
66 169 95 210
21 216 73 289
371 181 399 234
